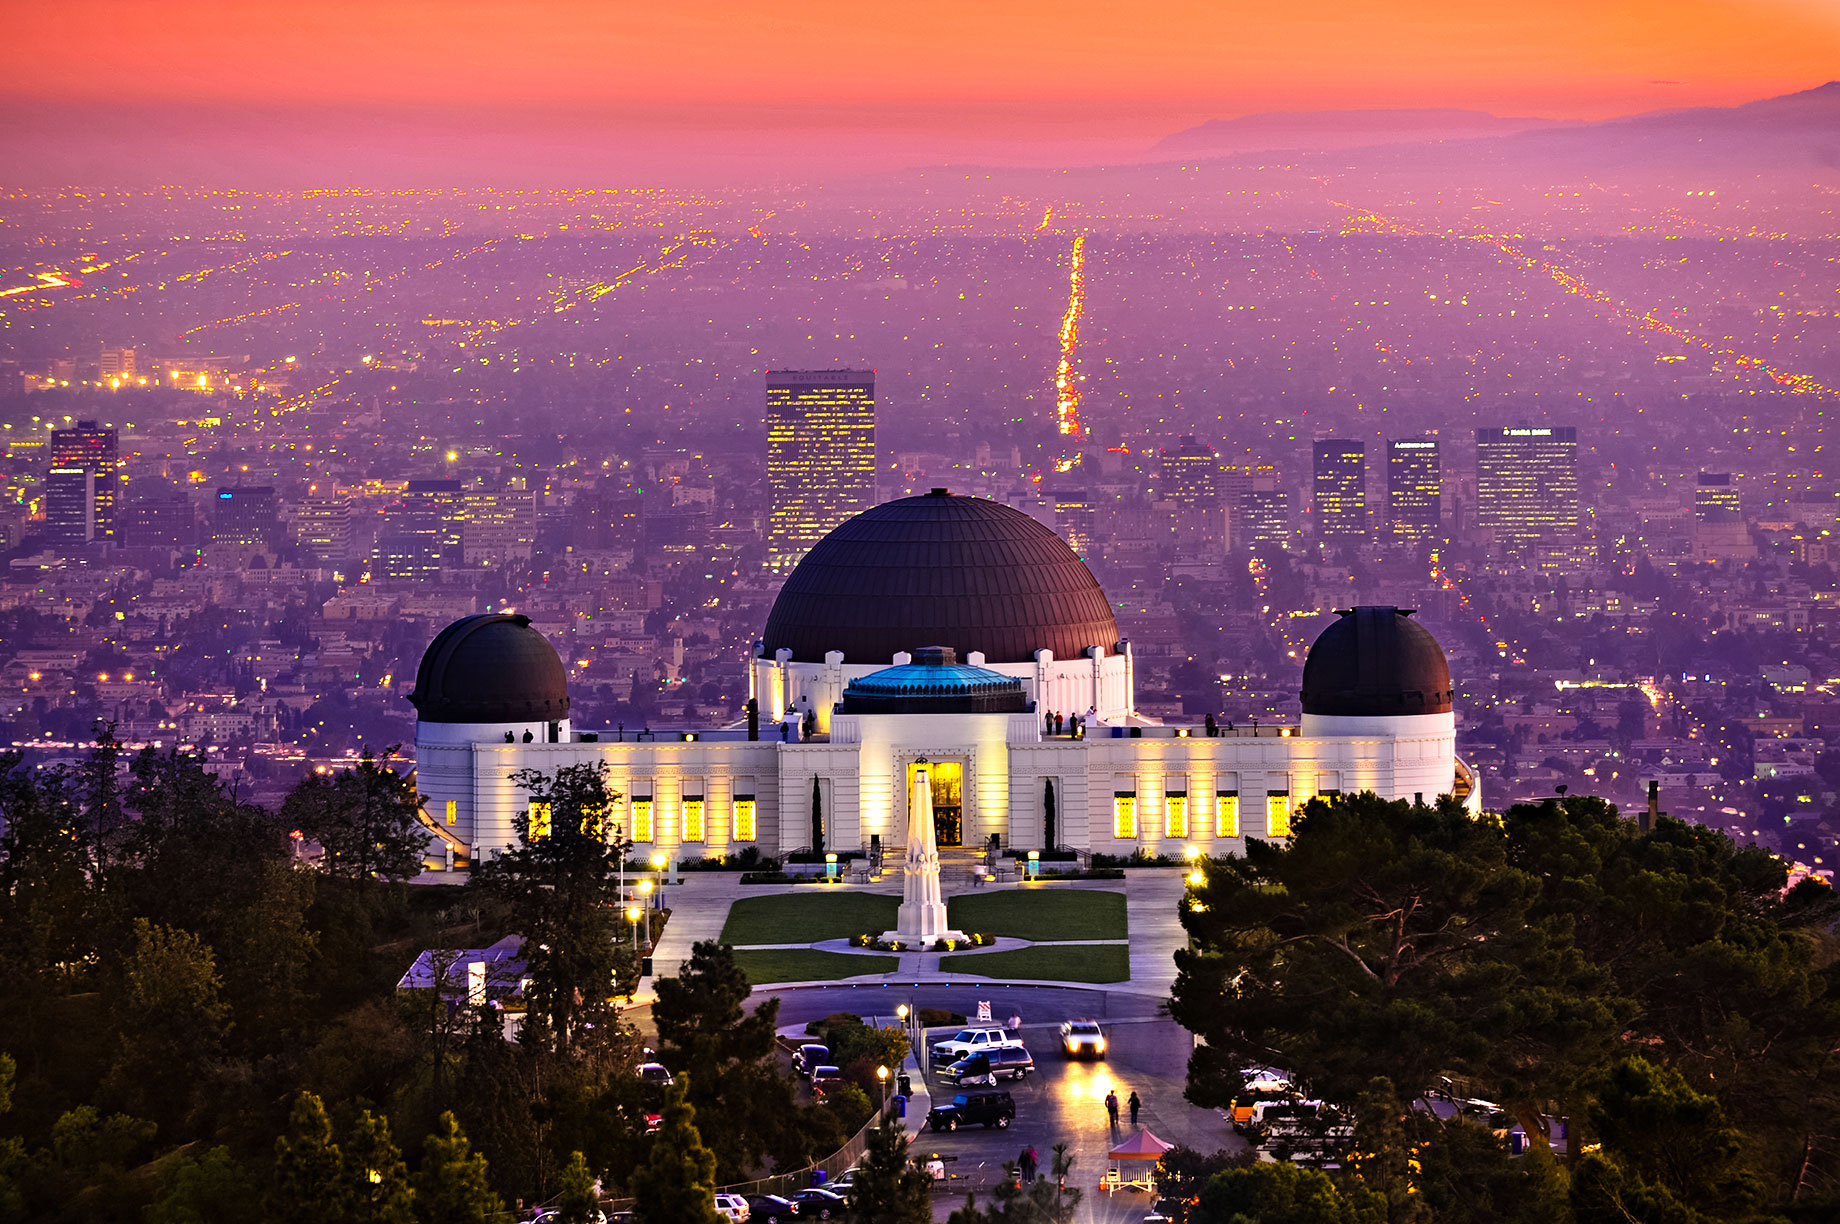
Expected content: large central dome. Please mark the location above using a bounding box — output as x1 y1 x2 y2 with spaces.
762 490 1120 665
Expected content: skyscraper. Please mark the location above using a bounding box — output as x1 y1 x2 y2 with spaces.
1387 438 1441 544
1313 440 1367 542
295 492 355 562
211 487 280 548
49 419 119 541
1238 488 1294 554
765 369 875 572
1475 427 1580 553
44 468 96 549
1160 437 1220 509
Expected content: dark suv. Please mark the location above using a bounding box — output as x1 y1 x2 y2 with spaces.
944 1046 1035 1084
927 1090 1016 1132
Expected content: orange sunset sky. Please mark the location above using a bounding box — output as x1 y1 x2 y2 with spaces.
3 0 1836 180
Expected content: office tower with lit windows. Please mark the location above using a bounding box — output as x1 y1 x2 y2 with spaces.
1312 440 1367 542
49 420 119 541
121 488 195 550
765 369 876 572
462 488 536 566
1387 438 1441 544
392 478 467 572
1160 437 1220 509
99 347 136 380
1237 488 1294 554
1695 472 1741 522
1475 427 1580 553
1049 489 1098 555
211 487 281 548
295 492 355 562
44 468 97 549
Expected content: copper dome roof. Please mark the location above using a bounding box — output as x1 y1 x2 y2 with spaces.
1300 607 1453 718
409 613 570 724
762 490 1119 665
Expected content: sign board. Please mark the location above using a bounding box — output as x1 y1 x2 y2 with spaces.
976 1000 992 1022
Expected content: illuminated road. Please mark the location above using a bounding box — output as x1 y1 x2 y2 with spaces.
1053 234 1088 472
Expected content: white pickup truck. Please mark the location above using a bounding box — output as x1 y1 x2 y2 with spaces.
930 1026 1024 1063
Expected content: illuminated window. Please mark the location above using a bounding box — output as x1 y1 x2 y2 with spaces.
1164 792 1188 839
1216 791 1240 838
444 799 457 826
733 796 757 842
682 797 705 842
1113 792 1138 840
1267 792 1292 838
631 797 654 843
527 801 551 841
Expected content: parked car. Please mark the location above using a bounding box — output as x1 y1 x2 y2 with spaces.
793 1043 830 1075
931 1026 1024 1063
635 1062 675 1086
743 1194 797 1223
1059 1018 1107 1059
712 1192 752 1221
1240 1064 1294 1095
927 1090 1016 1132
533 1213 605 1224
944 1046 1035 1084
792 1186 851 1218
1237 1099 1324 1137
810 1064 843 1095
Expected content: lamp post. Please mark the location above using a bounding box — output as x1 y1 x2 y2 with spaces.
650 852 667 905
877 1064 889 1112
638 877 654 917
625 905 642 951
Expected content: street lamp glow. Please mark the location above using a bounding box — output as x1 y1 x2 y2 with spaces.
625 905 641 923
650 853 666 871
896 1003 910 1021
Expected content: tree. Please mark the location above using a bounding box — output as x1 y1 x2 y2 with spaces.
103 919 231 1132
472 762 635 1052
271 1093 350 1224
1570 1057 1766 1223
281 748 429 884
1170 794 1628 1117
1042 779 1056 849
1348 1079 1428 1224
345 1110 414 1224
553 1150 601 1224
630 1077 723 1224
1194 1162 1385 1224
846 1116 931 1224
944 1163 1082 1222
146 1145 262 1224
811 777 824 851
412 1112 503 1224
652 940 792 1179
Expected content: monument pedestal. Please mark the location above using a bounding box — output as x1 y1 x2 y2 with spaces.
881 761 966 945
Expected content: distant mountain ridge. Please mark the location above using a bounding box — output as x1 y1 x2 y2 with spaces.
1154 107 1565 156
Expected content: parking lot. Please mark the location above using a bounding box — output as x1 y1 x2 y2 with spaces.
906 1017 1248 1223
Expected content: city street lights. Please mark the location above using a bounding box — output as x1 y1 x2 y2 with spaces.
625 904 642 951
638 878 654 914
650 852 667 907
877 1064 889 1112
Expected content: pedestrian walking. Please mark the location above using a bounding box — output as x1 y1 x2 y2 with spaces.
1128 1090 1141 1126
1054 711 1064 735
1026 1146 1039 1183
1105 1089 1119 1128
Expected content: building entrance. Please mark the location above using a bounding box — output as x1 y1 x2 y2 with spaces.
909 760 964 847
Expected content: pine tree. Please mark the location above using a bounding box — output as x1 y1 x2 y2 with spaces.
271 1093 351 1224
554 1150 601 1224
846 1116 931 1224
412 1112 502 1224
631 1077 723 1224
345 1110 414 1224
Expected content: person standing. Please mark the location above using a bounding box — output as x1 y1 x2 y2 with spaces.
1105 1089 1119 1128
1128 1090 1141 1126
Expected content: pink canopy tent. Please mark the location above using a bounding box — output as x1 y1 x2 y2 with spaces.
1103 1127 1173 1192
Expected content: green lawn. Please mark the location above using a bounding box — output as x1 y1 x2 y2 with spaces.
938 944 1130 984
730 948 898 985
946 889 1127 942
719 892 900 945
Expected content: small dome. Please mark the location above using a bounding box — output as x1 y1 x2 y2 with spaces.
841 646 1030 714
1300 607 1452 718
763 490 1119 664
410 613 570 724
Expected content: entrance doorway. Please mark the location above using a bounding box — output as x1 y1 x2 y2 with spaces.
908 760 964 847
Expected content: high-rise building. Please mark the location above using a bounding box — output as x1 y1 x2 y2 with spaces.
1313 440 1367 542
295 492 355 562
1160 437 1220 509
44 468 96 549
211 486 280 548
390 479 467 573
1049 488 1097 555
1695 472 1741 522
99 347 137 380
121 488 194 550
1475 427 1580 553
1237 488 1294 554
49 420 119 541
462 489 536 565
1387 438 1441 543
765 369 875 572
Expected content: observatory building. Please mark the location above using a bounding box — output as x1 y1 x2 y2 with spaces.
410 490 1476 868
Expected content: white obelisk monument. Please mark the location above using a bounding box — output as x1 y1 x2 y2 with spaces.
884 758 966 945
